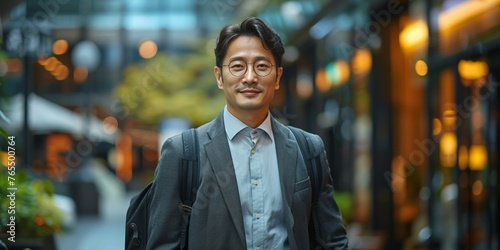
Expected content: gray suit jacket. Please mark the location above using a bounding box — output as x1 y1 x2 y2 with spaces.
147 112 348 249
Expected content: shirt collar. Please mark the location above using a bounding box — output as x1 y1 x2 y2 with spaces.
223 106 274 141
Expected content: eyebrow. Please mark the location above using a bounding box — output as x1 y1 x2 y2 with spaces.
228 56 271 62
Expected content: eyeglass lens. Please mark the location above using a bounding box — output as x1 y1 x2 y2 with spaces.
228 60 273 77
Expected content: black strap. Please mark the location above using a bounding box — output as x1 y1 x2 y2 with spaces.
179 128 199 250
288 126 324 248
288 126 321 204
180 128 199 206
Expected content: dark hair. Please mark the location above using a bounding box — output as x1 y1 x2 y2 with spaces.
214 17 285 68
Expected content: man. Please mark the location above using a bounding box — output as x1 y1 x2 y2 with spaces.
147 17 348 249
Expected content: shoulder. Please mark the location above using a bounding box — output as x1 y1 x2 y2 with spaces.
159 133 183 158
286 126 325 156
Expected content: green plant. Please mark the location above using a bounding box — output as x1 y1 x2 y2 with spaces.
0 169 63 240
334 191 353 222
114 41 226 128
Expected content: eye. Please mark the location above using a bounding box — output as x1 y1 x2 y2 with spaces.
229 61 245 70
255 61 271 70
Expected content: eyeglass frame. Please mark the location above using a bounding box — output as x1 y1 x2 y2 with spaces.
221 58 276 77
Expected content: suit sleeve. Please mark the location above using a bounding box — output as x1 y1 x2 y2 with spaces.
147 137 184 250
309 134 349 249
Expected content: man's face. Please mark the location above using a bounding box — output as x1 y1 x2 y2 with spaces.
214 36 283 116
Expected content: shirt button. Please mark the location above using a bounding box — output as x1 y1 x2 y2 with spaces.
256 247 260 250
255 213 261 219
252 179 259 186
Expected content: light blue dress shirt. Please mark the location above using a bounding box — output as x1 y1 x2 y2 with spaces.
223 106 289 250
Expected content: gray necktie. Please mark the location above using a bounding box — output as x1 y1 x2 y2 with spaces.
250 128 260 154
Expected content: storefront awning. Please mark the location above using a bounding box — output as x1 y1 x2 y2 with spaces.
1 93 118 144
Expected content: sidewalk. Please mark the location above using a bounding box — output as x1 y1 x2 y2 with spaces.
54 193 134 250
54 163 138 250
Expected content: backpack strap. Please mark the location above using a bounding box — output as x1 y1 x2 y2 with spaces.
288 126 322 205
179 128 199 250
288 126 325 248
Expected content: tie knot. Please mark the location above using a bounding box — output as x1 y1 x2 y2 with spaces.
250 129 259 141
248 128 260 154
239 127 261 148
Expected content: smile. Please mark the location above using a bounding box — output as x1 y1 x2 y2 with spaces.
239 88 261 97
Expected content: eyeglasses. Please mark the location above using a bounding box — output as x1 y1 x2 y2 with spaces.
222 59 275 77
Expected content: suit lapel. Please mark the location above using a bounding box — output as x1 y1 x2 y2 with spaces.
272 119 300 249
272 119 298 210
203 113 246 245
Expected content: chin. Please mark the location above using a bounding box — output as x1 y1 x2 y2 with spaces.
236 102 264 111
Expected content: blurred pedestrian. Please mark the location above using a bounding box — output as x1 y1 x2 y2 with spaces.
147 17 348 250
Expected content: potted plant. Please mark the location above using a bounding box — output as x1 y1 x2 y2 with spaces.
0 168 63 250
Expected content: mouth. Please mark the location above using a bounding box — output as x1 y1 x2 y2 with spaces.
239 88 261 97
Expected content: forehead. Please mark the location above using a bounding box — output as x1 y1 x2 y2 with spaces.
225 36 273 61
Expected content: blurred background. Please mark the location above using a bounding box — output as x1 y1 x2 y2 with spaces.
0 0 499 249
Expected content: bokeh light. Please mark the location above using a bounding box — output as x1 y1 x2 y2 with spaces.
138 40 158 59
103 116 119 134
415 60 428 76
52 39 69 55
73 66 89 84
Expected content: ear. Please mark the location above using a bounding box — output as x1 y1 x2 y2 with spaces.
275 67 283 90
214 66 224 89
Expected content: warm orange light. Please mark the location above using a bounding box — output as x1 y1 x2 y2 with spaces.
440 132 457 155
45 133 73 181
440 132 457 167
52 39 69 55
472 180 483 196
1 151 15 167
38 57 49 66
35 215 44 226
458 60 489 80
439 0 500 31
442 109 456 127
138 40 158 59
469 145 487 170
400 0 500 51
432 118 442 136
318 60 351 89
415 60 428 76
116 133 133 183
54 65 69 80
351 48 372 76
332 60 350 86
315 69 331 92
400 20 428 51
73 66 88 83
44 57 60 72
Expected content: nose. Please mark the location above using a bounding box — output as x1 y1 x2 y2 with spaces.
243 65 257 82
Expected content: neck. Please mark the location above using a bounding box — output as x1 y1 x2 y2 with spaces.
227 107 268 129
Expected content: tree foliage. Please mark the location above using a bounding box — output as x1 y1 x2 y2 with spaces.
114 44 226 128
